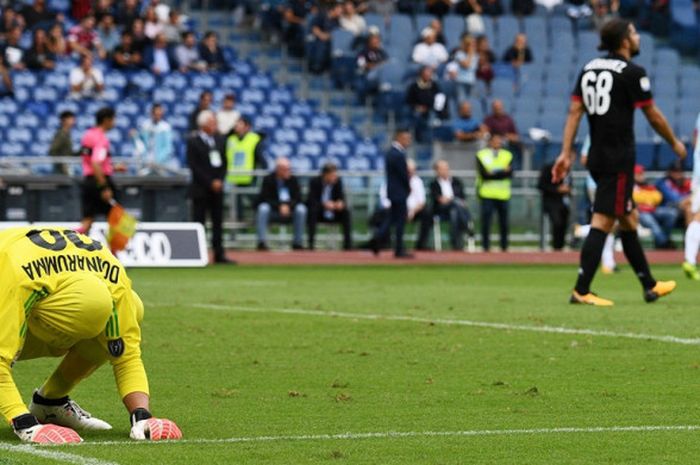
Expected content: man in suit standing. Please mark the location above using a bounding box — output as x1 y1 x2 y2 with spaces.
186 110 233 264
256 157 307 250
307 163 352 250
370 129 413 258
427 159 474 250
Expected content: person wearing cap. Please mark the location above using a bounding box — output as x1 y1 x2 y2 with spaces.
411 26 448 68
633 164 678 249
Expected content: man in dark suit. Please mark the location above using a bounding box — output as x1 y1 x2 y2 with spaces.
538 161 571 251
186 110 233 264
256 157 307 250
427 160 474 251
370 129 413 258
307 163 352 250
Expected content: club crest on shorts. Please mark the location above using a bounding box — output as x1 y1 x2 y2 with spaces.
108 338 125 357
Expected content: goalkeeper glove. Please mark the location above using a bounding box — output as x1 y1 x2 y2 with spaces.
12 413 83 444
129 408 182 441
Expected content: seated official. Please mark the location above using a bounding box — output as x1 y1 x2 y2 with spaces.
307 163 352 250
256 157 307 250
428 160 474 250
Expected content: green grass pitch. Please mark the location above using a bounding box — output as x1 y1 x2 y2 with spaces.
3 264 700 464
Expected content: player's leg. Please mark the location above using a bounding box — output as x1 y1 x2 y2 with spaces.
27 273 114 430
571 211 615 305
618 210 676 302
683 187 700 279
601 232 617 273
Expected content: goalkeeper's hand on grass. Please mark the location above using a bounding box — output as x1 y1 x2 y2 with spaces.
129 408 182 441
12 413 83 444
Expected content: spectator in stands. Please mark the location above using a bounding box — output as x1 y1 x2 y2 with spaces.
369 129 415 258
91 0 114 23
77 107 118 235
115 0 140 29
451 34 478 102
187 110 232 264
216 94 241 136
48 111 76 175
143 6 163 41
225 116 267 189
47 22 68 56
306 162 353 250
163 9 186 44
339 0 366 37
428 160 474 250
453 101 484 142
97 13 120 54
481 0 505 16
189 90 213 132
69 54 104 99
591 0 620 31
412 27 448 68
482 99 519 145
476 35 495 91
476 134 513 251
256 157 307 251
0 8 24 40
24 27 56 71
502 33 533 70
283 0 315 58
68 14 106 59
538 160 572 251
0 54 13 98
427 0 453 17
112 32 142 70
19 0 58 30
133 103 177 175
129 18 149 54
428 18 447 45
1 26 26 70
176 31 205 72
199 31 229 71
367 0 395 16
657 161 692 225
71 0 92 21
406 66 447 143
307 3 341 74
511 0 535 16
356 32 388 103
144 32 177 76
455 0 482 15
634 164 678 249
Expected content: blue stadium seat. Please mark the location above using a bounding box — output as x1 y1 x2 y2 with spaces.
172 101 196 116
116 100 142 117
16 112 39 128
655 48 680 69
241 88 266 105
0 98 19 114
310 113 335 130
0 114 9 128
677 111 697 140
7 127 32 143
355 138 380 158
290 156 314 172
153 87 178 104
331 126 356 144
249 73 274 90
346 155 374 171
162 73 188 90
219 74 246 91
303 128 329 144
104 71 128 90
364 13 387 38
273 128 300 144
55 101 80 114
268 142 294 158
107 129 124 145
636 143 656 169
253 114 278 132
634 116 653 141
298 142 323 158
13 72 38 88
282 115 307 130
190 73 216 89
129 71 156 93
415 14 434 34
290 102 316 117
327 142 353 158
523 17 547 47
101 87 122 103
169 114 189 131
444 15 465 50
236 102 257 116
576 31 599 54
12 87 30 102
268 87 294 104
388 14 413 46
262 102 287 117
32 86 60 102
0 142 26 157
495 15 520 51
43 71 69 89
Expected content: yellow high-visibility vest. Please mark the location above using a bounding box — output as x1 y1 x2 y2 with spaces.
476 147 513 201
226 132 261 186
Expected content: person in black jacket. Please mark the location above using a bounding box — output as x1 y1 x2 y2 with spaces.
538 161 572 250
307 163 352 250
406 66 447 143
428 160 474 250
256 157 307 250
186 110 233 264
369 128 413 258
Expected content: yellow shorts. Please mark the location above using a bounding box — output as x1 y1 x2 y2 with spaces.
20 272 113 360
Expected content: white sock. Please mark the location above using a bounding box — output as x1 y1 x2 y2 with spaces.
684 221 700 266
602 233 616 269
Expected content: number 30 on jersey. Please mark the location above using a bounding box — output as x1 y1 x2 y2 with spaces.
581 70 613 116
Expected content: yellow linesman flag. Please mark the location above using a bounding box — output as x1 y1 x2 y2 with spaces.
107 200 137 252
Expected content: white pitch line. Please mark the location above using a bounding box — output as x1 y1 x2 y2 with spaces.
0 442 120 465
192 303 700 346
74 424 700 447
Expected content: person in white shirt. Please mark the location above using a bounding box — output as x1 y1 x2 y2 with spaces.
682 112 700 280
216 94 241 136
339 0 366 36
412 27 448 68
69 54 104 99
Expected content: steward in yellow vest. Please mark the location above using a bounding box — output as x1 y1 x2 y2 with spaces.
475 134 513 251
225 117 266 186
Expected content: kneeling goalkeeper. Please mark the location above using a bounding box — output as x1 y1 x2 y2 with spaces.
0 226 182 444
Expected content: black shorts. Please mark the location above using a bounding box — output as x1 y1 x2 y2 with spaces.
590 170 635 217
81 175 116 218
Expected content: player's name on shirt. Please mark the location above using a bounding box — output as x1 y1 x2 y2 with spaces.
584 58 628 74
21 254 121 283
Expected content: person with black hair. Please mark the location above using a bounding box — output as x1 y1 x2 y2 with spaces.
77 107 117 235
552 18 686 306
49 111 76 175
306 163 352 250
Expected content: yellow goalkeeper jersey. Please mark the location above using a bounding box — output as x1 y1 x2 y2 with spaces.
0 226 148 423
